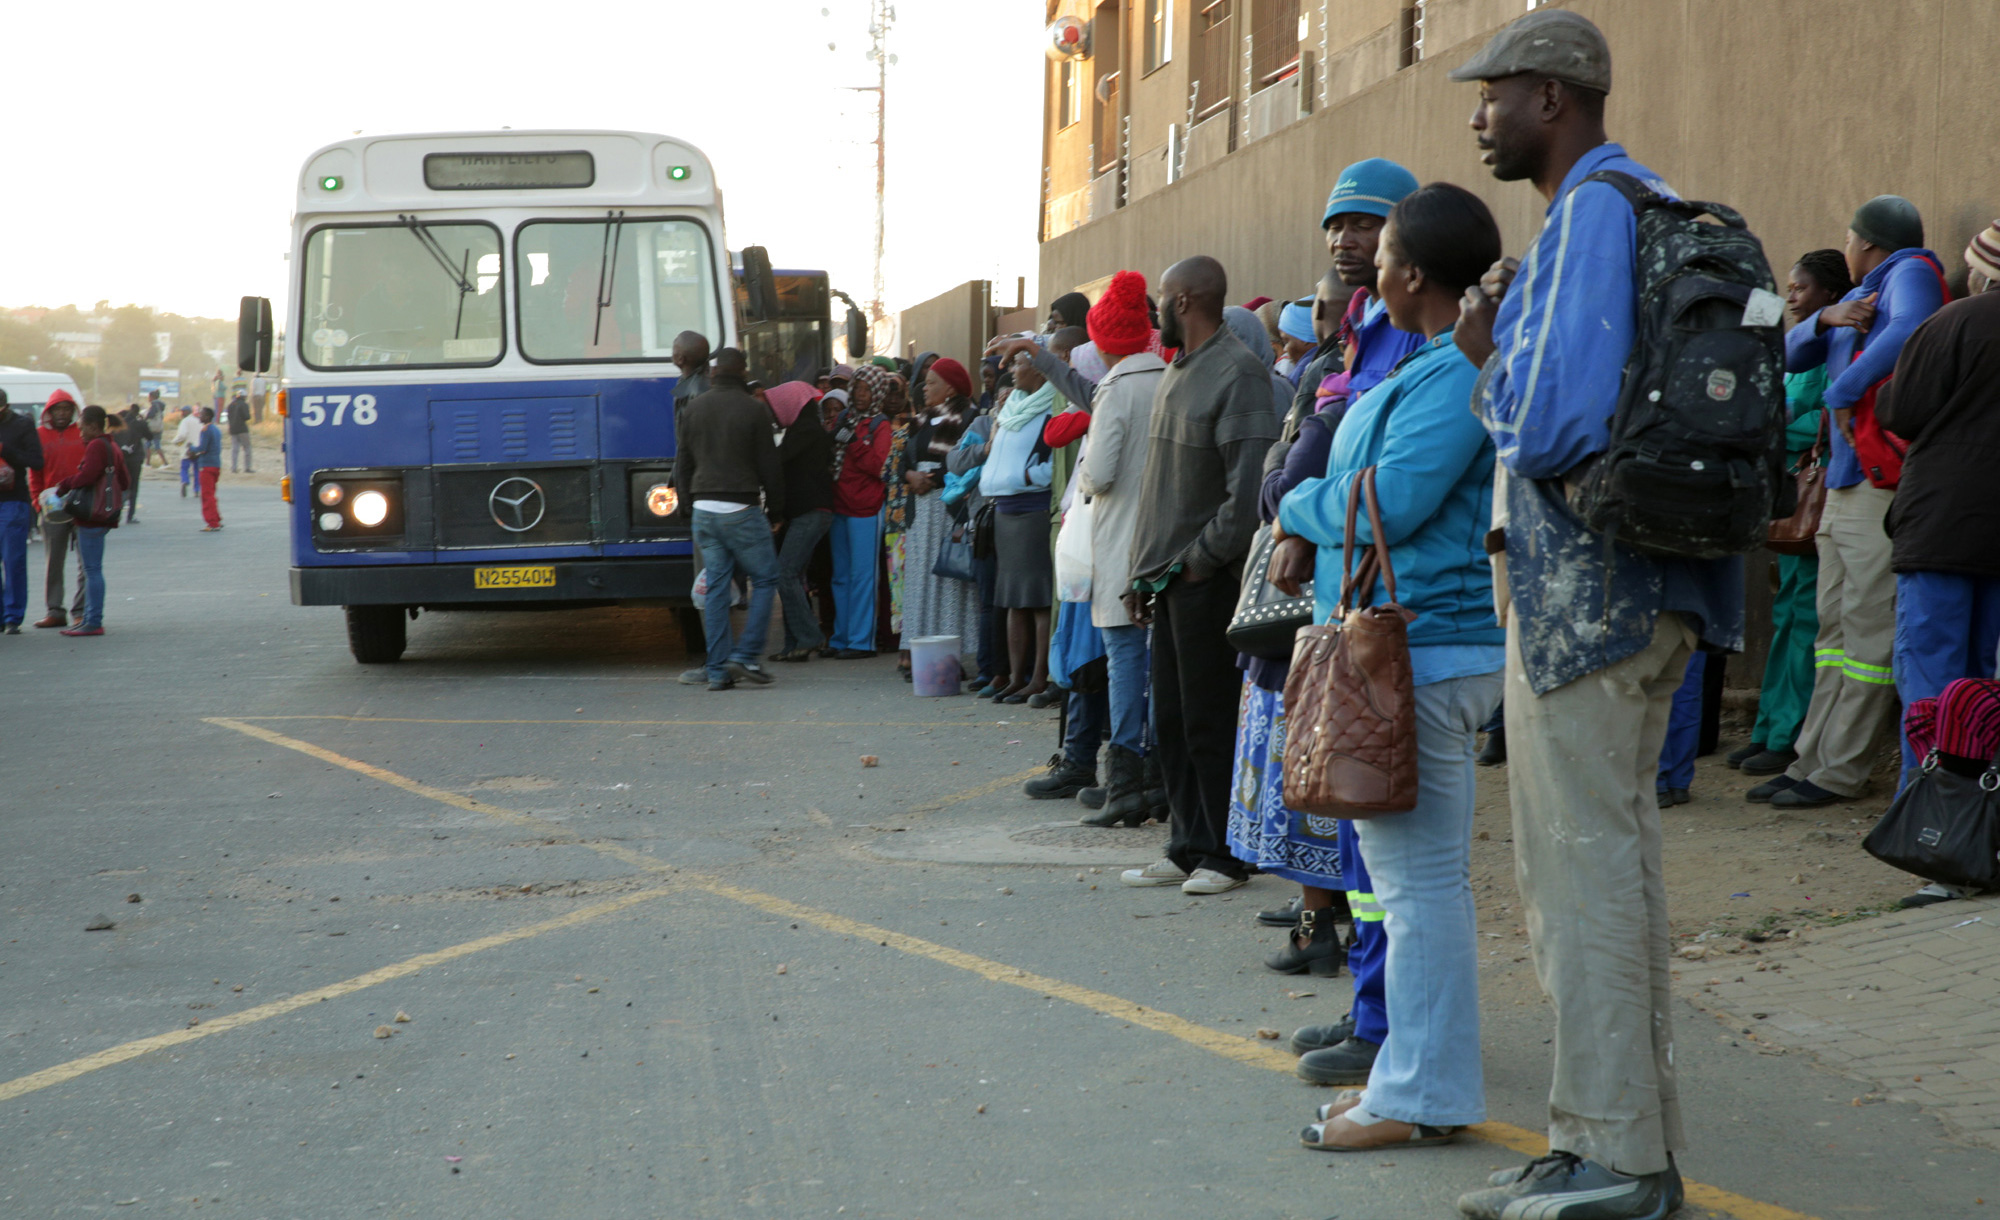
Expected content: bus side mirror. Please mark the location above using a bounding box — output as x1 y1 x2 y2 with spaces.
238 297 273 373
740 246 778 321
845 306 868 359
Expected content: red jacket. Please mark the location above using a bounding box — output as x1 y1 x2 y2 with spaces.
54 435 132 527
832 415 892 517
29 422 82 500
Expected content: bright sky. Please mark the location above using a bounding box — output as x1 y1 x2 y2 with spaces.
6 0 1044 323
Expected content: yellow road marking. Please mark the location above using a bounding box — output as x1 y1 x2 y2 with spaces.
0 889 671 1104
233 714 1011 728
200 719 1817 1220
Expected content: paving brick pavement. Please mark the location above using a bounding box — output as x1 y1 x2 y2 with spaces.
1685 891 2000 1152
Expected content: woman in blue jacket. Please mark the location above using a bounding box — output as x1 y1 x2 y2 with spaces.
1273 183 1502 1153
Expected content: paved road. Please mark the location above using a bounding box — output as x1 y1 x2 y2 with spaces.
3 484 1996 1219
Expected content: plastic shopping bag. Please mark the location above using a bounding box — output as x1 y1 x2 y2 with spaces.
1054 496 1094 603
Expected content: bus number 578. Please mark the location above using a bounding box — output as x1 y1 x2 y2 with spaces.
298 394 378 426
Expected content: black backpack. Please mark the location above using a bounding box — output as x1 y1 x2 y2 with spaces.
1566 171 1789 560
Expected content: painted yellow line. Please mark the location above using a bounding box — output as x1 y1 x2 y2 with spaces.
204 719 1817 1220
233 715 1011 728
0 889 671 1104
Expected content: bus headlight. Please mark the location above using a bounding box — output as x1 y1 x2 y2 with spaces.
645 483 678 518
351 490 390 527
319 512 344 531
318 482 344 507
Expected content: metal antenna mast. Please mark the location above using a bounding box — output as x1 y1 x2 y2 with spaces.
860 1 894 335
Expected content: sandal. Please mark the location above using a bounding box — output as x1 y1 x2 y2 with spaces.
1300 1105 1461 1152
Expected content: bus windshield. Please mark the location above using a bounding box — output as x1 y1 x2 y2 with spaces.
515 218 721 362
299 222 504 369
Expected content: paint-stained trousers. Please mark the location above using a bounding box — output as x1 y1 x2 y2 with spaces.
1785 484 1899 796
1506 612 1694 1177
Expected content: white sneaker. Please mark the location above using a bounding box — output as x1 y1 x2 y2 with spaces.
1121 859 1188 887
1182 868 1245 895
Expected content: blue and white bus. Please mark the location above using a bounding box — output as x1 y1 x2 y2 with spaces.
240 130 738 662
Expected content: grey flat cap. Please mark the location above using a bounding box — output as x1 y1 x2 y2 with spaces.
1449 8 1611 93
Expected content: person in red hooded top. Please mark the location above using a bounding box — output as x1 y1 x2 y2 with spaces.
824 364 896 658
41 404 130 636
27 390 87 629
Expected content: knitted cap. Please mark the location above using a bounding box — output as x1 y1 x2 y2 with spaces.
1279 299 1316 344
929 357 972 397
1087 270 1153 357
1851 195 1925 253
1965 220 2000 285
1322 158 1419 226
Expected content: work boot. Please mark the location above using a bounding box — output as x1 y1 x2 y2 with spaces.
1295 1036 1380 1085
1475 726 1506 766
1139 751 1169 821
1289 1013 1356 1056
1024 755 1095 800
33 612 66 629
1076 786 1106 809
1264 907 1346 977
1081 744 1147 827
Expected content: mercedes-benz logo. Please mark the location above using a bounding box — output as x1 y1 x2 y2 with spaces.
488 477 546 533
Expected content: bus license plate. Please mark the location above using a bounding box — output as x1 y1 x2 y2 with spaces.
474 565 556 590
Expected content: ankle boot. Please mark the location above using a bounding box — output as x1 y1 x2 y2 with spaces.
1080 744 1147 827
1140 750 1169 821
1264 907 1347 977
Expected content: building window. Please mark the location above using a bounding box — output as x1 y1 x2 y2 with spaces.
1194 0 1233 118
1144 0 1172 73
1399 0 1426 68
1251 0 1301 87
1059 56 1084 128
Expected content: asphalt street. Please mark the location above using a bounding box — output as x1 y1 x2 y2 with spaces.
3 481 1996 1219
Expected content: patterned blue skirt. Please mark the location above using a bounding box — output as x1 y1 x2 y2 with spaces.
1225 681 1344 888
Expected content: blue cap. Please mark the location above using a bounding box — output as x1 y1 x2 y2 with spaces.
1278 300 1316 345
1322 158 1419 227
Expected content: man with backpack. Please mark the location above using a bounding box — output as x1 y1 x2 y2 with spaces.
27 390 88 630
1749 196 1948 811
1451 11 1755 1218
40 405 130 637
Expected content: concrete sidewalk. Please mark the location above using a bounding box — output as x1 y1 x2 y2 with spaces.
1692 892 2000 1153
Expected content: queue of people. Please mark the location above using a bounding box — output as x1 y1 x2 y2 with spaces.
671 10 1994 1215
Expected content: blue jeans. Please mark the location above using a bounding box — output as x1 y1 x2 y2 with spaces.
829 510 881 652
1656 651 1705 791
1895 570 2000 779
1102 622 1149 754
1354 669 1504 1128
0 500 30 626
76 525 107 628
1063 687 1108 770
691 507 779 681
775 510 832 653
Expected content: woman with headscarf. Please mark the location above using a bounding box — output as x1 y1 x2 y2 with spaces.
765 380 833 662
895 357 982 675
878 371 917 672
1223 305 1296 425
1046 291 1090 334
825 364 895 659
977 350 1057 702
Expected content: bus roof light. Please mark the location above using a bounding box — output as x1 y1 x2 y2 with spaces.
667 165 690 181
320 175 343 191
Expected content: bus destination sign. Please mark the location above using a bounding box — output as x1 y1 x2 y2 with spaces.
424 151 595 191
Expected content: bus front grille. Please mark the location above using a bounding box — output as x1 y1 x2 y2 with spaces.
436 467 595 549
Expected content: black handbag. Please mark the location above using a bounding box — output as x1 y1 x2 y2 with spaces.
1226 523 1315 660
933 521 976 582
970 499 997 561
1863 750 2000 891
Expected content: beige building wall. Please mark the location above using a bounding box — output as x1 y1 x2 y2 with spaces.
897 281 998 377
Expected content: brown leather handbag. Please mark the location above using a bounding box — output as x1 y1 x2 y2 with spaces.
1767 412 1827 556
1280 467 1419 818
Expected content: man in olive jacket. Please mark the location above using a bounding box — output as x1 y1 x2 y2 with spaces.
1119 256 1280 895
673 347 784 691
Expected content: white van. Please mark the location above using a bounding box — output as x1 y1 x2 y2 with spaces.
0 366 85 425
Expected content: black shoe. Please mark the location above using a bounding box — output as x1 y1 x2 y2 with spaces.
1738 748 1797 777
1025 757 1096 800
1288 1014 1356 1056
1655 787 1690 808
1257 895 1303 928
1476 727 1507 767
831 648 876 660
1265 908 1346 977
1295 1037 1380 1086
707 679 736 692
1770 779 1845 809
722 660 774 685
1899 884 1972 909
1080 746 1148 826
1076 786 1106 810
1724 741 1764 769
1139 751 1169 821
1745 774 1798 804
1458 1152 1681 1220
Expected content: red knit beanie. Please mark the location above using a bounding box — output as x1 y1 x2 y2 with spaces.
930 356 972 398
1087 271 1152 357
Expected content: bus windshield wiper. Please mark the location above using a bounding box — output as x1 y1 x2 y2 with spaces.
593 210 626 347
398 214 479 338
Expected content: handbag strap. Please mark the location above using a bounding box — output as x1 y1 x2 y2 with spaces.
1338 467 1398 612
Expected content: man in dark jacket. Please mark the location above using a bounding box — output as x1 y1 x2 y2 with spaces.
1878 222 2000 809
673 347 784 691
1118 255 1279 897
226 392 253 472
0 389 46 633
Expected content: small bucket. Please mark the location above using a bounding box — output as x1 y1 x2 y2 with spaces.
908 635 962 697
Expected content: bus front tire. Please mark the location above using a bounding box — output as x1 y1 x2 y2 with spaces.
345 605 408 664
